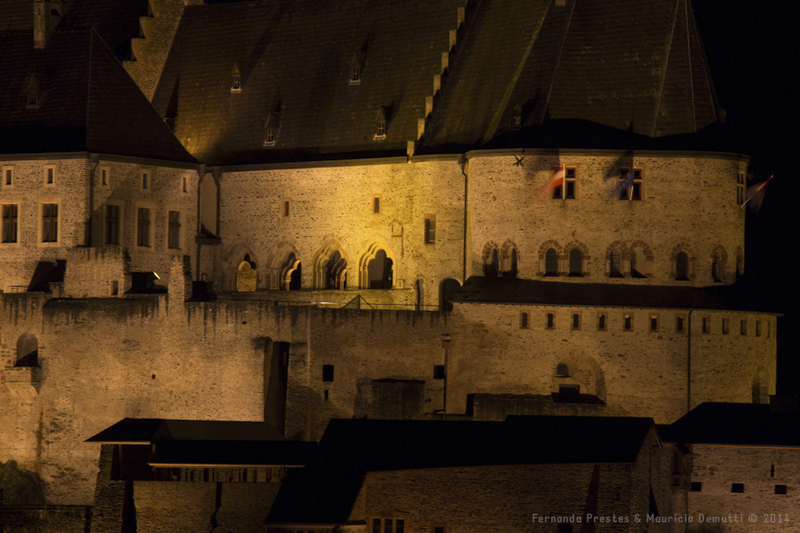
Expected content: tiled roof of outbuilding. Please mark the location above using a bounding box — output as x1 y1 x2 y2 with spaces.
151 0 720 165
0 29 196 162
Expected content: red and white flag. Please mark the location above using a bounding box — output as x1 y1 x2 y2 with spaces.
742 175 773 213
538 165 565 199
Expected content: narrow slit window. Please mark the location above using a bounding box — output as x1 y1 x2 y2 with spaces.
571 313 580 330
142 172 150 190
702 317 710 334
424 216 436 244
598 313 607 331
623 314 632 331
45 166 55 185
756 320 761 336
650 315 658 331
520 311 529 329
282 199 290 218
137 207 151 247
4 167 15 187
546 312 555 329
740 319 747 336
722 317 729 334
373 195 380 214
676 315 685 332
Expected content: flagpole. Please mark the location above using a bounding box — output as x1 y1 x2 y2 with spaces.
740 175 773 209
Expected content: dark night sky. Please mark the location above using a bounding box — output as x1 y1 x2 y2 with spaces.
692 2 800 393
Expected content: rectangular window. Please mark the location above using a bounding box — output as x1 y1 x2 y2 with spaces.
45 166 55 186
372 519 381 533
282 199 290 218
137 207 151 247
100 167 109 186
2 166 14 187
756 320 761 337
676 315 685 332
168 210 181 249
105 204 120 245
546 312 555 329
424 216 436 244
740 319 747 336
597 313 607 331
395 519 404 533
571 313 581 330
520 311 529 329
623 314 633 331
182 176 188 193
373 195 381 214
322 364 334 382
553 167 577 199
690 482 702 492
618 168 643 201
142 171 150 190
737 172 745 206
433 365 445 379
702 317 710 334
42 203 58 242
649 315 658 331
2 204 19 243
731 483 744 493
385 519 392 533
433 526 445 533
722 317 729 334
775 484 788 495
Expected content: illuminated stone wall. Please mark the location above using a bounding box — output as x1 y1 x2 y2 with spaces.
687 446 800 532
466 151 748 286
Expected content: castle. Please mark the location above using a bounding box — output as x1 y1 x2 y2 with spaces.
0 0 786 531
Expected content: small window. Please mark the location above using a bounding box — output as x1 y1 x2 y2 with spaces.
182 176 188 193
44 165 55 186
690 482 702 492
544 248 559 276
100 167 109 187
609 250 623 278
3 166 15 187
546 312 555 329
433 527 445 533
41 203 58 243
137 207 151 247
142 171 150 190
675 251 690 281
2 204 19 244
676 315 685 332
372 195 381 214
395 519 404 533
650 315 659 332
372 518 381 533
26 74 41 108
322 364 334 382
722 317 729 334
553 167 577 199
424 216 436 244
597 313 607 331
568 248 583 277
702 317 710 334
231 63 241 92
775 484 787 495
737 172 745 206
740 319 747 336
433 365 445 379
756 320 761 337
731 483 744 493
618 168 643 201
520 311 529 329
623 314 633 331
105 204 121 245
556 363 569 377
768 320 772 338
571 313 581 330
375 108 386 139
282 199 290 218
168 210 181 249
350 56 361 84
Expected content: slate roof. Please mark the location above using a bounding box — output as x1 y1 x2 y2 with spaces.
0 29 195 162
86 417 286 443
452 277 782 314
266 416 655 525
150 0 720 165
661 402 800 447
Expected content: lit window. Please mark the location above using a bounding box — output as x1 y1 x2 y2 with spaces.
424 216 436 244
105 204 120 245
2 204 19 243
137 207 151 247
168 210 181 249
618 168 643 201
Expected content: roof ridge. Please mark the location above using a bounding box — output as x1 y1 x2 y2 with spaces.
650 0 681 136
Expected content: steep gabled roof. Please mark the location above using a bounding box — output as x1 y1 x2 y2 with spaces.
85 417 286 443
422 0 720 151
151 0 464 165
0 29 195 162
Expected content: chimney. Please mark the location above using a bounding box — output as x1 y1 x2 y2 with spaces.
34 0 65 49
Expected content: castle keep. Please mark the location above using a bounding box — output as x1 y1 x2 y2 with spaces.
0 0 784 531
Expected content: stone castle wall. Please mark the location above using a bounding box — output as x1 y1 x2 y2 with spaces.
466 151 747 286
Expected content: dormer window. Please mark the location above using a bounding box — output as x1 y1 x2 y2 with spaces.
350 53 364 85
263 104 281 147
374 108 386 140
26 74 41 109
231 63 242 93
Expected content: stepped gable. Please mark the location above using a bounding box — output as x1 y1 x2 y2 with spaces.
150 0 464 165
0 29 195 162
422 0 720 152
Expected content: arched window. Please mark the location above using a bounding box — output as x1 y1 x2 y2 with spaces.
556 363 569 377
16 334 39 367
484 249 499 277
324 251 347 290
544 248 559 276
609 250 623 278
675 251 689 281
367 249 393 288
568 249 583 277
712 256 722 283
508 248 518 278
280 252 302 290
630 249 645 278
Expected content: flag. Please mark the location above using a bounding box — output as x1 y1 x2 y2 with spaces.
610 168 635 199
742 175 773 213
538 165 565 199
